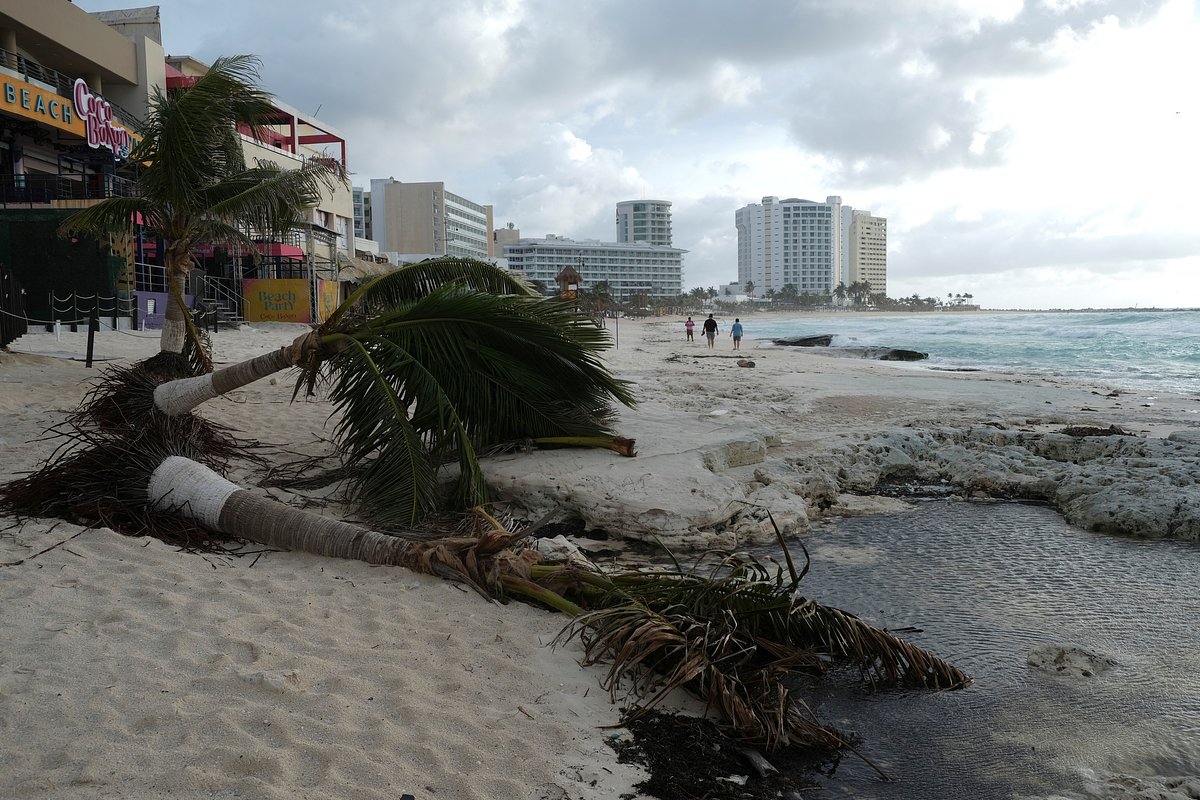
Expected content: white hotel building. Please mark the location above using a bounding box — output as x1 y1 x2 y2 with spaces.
615 199 672 247
502 235 684 301
848 210 887 296
736 195 883 297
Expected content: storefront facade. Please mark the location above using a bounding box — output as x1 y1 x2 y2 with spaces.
0 3 356 330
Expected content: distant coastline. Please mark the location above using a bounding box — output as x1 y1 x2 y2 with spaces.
706 306 1200 318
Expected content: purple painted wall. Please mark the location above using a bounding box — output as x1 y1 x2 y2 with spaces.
135 291 193 330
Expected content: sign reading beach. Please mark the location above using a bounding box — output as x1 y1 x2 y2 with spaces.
0 76 139 160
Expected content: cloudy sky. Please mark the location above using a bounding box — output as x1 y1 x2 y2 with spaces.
80 0 1199 309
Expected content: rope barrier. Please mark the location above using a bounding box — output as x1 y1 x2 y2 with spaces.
0 308 89 325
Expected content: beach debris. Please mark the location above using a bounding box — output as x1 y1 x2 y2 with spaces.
542 526 970 758
737 359 756 368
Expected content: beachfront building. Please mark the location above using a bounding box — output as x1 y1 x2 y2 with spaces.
735 196 851 297
502 235 684 302
615 199 672 247
0 1 161 327
0 1 157 197
368 178 494 261
352 186 371 241
848 210 887 297
0 2 360 330
493 222 520 249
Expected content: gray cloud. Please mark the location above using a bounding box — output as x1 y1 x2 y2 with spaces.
779 0 1168 184
76 0 1188 298
894 212 1200 280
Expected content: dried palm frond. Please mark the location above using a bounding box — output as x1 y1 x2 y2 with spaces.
74 352 195 430
529 543 969 754
0 423 239 552
3 355 265 551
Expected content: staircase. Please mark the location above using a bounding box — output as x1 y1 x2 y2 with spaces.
196 275 244 329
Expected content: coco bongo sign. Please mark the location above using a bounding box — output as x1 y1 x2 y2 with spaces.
73 78 134 160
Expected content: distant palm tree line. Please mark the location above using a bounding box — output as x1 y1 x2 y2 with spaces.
539 278 978 314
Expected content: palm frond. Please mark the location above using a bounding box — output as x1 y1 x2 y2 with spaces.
538 544 969 752
205 158 345 237
57 196 156 239
304 285 636 525
563 602 843 751
319 336 444 527
134 55 274 210
0 404 259 552
323 256 538 331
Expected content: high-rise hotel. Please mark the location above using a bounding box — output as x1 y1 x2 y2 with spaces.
735 196 886 297
615 199 672 247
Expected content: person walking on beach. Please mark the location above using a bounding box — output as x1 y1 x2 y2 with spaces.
702 314 719 348
685 316 695 342
730 318 743 351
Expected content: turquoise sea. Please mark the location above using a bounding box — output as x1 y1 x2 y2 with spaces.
749 310 1200 398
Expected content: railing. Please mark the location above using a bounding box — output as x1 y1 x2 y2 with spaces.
199 274 244 321
0 47 142 129
135 261 167 294
0 173 138 207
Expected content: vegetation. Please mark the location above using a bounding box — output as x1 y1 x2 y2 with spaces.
645 281 979 316
2 431 969 762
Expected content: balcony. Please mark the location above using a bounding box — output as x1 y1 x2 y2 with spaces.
0 172 138 207
0 48 142 129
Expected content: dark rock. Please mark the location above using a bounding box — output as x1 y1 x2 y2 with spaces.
876 348 928 361
773 334 833 347
1060 424 1131 437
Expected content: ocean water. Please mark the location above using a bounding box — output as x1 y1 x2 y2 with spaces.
748 310 1200 398
755 501 1200 799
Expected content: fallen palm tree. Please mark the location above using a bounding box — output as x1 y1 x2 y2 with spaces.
1 437 968 761
70 258 636 527
59 51 635 527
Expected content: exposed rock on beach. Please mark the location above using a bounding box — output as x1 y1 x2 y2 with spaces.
490 319 1200 545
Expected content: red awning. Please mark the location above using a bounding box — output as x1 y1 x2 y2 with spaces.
256 242 305 258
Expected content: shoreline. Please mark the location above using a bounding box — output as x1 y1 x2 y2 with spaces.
3 319 1200 798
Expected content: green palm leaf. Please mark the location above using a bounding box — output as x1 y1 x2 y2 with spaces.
323 256 538 330
310 283 636 527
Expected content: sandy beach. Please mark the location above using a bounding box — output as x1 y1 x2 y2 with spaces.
3 315 1199 799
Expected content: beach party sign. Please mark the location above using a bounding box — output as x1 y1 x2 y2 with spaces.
241 278 313 323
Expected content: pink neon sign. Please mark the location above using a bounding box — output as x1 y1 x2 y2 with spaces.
73 78 134 159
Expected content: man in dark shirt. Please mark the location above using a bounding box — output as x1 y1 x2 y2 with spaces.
702 314 719 348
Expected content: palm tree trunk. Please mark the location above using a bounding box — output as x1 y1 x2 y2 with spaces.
147 456 416 564
153 331 319 416
160 257 189 355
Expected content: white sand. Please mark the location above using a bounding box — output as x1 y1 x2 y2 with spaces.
1 326 647 800
2 316 1197 799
